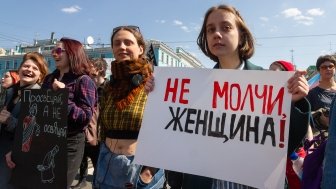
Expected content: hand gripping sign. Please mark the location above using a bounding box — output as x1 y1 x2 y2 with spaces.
135 67 294 189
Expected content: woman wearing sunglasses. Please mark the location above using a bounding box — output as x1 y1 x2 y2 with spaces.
94 26 165 189
42 38 97 189
307 55 336 135
0 52 48 189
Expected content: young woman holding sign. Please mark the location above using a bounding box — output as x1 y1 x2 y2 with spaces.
0 52 48 189
94 26 165 189
145 4 311 189
3 39 97 189
41 37 97 188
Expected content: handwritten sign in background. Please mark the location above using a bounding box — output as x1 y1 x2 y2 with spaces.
11 89 68 189
134 67 294 189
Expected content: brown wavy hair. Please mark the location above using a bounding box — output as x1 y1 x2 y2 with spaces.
19 52 48 84
197 4 255 63
90 58 108 77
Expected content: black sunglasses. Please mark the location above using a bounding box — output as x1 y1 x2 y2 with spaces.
112 25 141 34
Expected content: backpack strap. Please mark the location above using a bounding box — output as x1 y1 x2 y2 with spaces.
75 75 99 145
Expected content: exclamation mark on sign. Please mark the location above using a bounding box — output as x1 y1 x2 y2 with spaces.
279 114 286 148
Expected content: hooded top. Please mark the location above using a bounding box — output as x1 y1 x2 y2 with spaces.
272 60 295 71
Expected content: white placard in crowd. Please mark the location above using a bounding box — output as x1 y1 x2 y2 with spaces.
135 67 294 189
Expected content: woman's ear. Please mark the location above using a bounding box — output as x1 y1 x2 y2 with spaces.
139 45 144 56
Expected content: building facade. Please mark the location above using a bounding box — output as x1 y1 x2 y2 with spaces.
0 37 204 79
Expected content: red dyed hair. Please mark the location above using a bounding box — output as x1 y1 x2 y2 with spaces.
8 70 20 84
60 38 91 75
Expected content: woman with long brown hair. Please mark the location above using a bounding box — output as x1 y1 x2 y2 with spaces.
94 26 165 189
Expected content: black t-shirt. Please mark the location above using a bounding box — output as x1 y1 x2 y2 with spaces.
307 86 336 111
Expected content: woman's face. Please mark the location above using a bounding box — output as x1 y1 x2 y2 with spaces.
319 61 335 80
205 9 240 60
112 30 144 61
1 72 14 89
18 59 41 86
52 42 70 71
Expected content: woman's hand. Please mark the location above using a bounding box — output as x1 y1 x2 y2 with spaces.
287 70 309 102
5 151 16 169
52 78 65 90
0 107 11 124
319 114 329 127
144 74 155 94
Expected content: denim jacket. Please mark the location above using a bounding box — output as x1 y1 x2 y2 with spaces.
321 97 336 188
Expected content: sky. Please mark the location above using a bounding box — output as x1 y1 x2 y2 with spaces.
1 0 336 70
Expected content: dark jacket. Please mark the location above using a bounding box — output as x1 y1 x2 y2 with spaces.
42 70 97 135
0 83 41 155
182 60 311 189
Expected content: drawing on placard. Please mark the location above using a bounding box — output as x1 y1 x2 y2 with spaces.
37 145 59 183
22 103 40 152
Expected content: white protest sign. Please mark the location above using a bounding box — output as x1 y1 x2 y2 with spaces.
134 67 294 189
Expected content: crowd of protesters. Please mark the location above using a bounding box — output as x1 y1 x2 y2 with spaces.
0 3 335 189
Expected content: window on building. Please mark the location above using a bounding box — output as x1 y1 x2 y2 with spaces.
161 52 164 62
166 55 169 65
0 63 2 70
6 61 10 69
14 60 18 69
101 54 106 58
171 58 173 67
